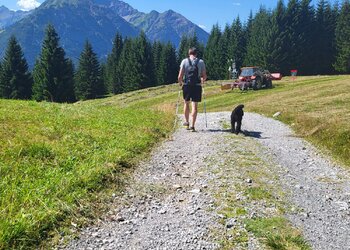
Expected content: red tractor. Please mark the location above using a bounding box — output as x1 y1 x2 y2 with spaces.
232 67 282 90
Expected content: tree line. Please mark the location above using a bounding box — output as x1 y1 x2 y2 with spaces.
0 0 349 102
204 0 350 79
0 24 179 102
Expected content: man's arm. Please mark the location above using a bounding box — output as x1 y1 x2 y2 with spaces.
201 61 207 85
178 66 184 86
201 71 207 84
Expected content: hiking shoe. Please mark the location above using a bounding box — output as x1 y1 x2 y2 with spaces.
183 122 190 129
189 127 196 132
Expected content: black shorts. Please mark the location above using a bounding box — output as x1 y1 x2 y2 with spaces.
182 85 202 102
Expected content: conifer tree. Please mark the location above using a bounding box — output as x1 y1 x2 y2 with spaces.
135 31 154 89
178 35 189 64
244 7 272 68
221 24 232 79
159 42 178 84
101 62 108 92
0 36 32 99
314 0 338 74
119 38 141 92
268 0 289 73
106 32 123 94
230 17 246 71
297 0 316 75
284 0 301 72
204 24 224 79
32 24 75 102
59 58 75 101
334 0 350 73
243 11 254 57
152 41 164 86
75 41 104 100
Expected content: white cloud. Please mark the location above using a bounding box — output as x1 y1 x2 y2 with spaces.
198 24 207 30
233 2 241 6
17 0 41 11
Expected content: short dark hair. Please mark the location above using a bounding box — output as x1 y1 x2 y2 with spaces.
188 47 197 56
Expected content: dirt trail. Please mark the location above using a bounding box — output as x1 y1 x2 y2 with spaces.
62 112 350 250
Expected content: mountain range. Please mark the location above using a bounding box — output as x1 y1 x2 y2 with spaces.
0 0 209 67
0 6 30 30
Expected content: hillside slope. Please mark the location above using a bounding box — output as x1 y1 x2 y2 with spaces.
0 75 349 249
0 91 174 249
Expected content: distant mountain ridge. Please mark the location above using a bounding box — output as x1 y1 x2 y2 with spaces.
0 0 209 67
111 1 208 45
0 6 30 30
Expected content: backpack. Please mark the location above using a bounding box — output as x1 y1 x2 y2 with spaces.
185 58 201 86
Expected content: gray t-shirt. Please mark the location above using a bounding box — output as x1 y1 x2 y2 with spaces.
180 57 206 85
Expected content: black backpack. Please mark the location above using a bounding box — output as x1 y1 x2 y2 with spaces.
185 58 201 86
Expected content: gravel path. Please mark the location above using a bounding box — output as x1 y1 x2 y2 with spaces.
62 112 350 250
243 113 350 250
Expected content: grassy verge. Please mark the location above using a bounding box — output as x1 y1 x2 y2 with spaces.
207 134 310 249
210 76 350 166
0 93 174 249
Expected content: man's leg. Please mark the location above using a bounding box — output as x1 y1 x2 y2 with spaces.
191 101 198 128
190 85 202 130
184 101 190 126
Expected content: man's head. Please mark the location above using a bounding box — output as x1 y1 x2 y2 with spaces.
188 47 197 57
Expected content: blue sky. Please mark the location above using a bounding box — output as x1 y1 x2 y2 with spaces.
1 0 338 31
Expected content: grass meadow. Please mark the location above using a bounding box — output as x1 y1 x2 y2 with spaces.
202 75 350 166
0 75 349 249
0 95 174 249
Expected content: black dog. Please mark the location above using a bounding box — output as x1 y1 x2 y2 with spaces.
231 104 244 134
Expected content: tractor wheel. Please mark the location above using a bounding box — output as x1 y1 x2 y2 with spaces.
252 77 262 90
240 83 247 91
266 79 272 88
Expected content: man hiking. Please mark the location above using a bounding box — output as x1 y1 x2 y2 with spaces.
178 47 207 132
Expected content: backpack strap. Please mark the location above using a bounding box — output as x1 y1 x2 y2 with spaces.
188 58 199 66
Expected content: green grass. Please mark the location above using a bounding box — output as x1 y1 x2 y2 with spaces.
0 95 174 249
201 76 350 166
245 187 273 200
246 217 310 250
1 75 349 248
209 135 311 249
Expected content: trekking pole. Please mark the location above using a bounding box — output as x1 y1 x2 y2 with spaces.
202 85 208 128
173 90 181 131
